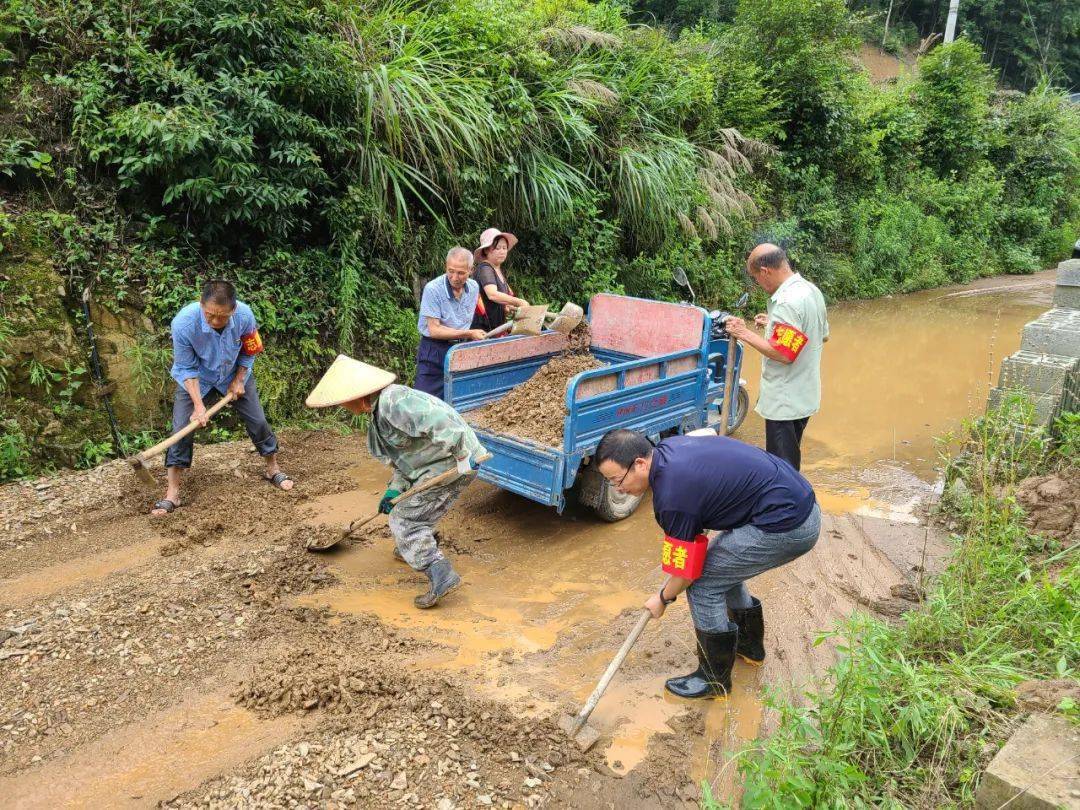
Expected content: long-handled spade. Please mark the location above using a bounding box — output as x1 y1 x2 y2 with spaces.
558 577 671 751
483 302 584 339
307 451 493 551
716 291 750 436
126 392 237 487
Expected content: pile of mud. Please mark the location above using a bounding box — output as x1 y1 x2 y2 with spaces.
235 618 423 716
468 351 606 448
1016 470 1079 541
177 623 598 810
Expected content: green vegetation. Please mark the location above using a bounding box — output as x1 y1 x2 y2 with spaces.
0 0 1077 476
728 396 1079 807
850 0 1079 90
639 0 1079 91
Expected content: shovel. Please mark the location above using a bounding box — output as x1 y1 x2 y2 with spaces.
483 303 583 339
127 392 236 487
307 451 492 552
716 292 750 436
483 304 548 339
558 577 671 751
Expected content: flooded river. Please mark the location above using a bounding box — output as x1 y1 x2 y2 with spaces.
301 270 1056 800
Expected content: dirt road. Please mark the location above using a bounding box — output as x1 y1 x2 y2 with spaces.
2 271 1054 807
0 429 943 808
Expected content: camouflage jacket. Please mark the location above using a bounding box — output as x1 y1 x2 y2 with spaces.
366 384 485 491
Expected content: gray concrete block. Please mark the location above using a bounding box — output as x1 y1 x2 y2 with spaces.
987 387 1061 426
1057 258 1080 287
1020 308 1080 356
1062 368 1080 415
1054 283 1080 309
975 713 1080 809
999 351 1079 395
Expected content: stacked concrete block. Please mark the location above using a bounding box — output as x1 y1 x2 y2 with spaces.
974 713 1080 809
988 259 1080 426
1052 258 1080 308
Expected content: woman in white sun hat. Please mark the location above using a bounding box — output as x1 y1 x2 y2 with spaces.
470 227 529 334
306 355 487 609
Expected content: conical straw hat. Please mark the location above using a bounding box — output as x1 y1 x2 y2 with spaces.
306 354 396 408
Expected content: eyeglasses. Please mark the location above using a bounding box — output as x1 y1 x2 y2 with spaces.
606 464 634 489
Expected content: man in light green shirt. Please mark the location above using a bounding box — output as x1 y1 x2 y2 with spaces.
725 244 828 470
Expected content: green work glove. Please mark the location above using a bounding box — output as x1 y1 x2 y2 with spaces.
378 488 401 514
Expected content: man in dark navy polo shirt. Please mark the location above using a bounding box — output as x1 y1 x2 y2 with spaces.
595 429 821 699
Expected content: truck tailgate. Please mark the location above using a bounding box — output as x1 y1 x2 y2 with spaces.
471 430 564 508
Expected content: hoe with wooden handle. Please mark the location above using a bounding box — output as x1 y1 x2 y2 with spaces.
126 392 236 487
558 576 672 751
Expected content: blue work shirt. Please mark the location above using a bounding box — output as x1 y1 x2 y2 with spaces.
417 275 479 338
649 435 816 538
169 301 258 396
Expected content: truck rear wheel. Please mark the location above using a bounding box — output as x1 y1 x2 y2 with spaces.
577 463 643 522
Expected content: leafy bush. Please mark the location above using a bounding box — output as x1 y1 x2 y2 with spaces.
0 417 31 482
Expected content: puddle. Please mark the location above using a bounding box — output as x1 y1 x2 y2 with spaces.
0 690 302 808
0 540 161 607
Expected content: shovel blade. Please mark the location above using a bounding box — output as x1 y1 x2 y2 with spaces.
558 714 600 752
306 532 343 552
548 303 584 335
128 456 157 488
509 304 548 336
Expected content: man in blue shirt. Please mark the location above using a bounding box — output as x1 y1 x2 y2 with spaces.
414 247 486 400
151 280 293 516
595 430 820 699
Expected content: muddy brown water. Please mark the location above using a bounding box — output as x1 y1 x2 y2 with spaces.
739 270 1055 515
296 271 1054 797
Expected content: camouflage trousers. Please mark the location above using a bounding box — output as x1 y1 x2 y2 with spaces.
387 474 473 571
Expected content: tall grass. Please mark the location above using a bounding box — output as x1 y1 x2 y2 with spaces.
729 398 1079 808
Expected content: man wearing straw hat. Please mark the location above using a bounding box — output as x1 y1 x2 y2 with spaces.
306 355 486 608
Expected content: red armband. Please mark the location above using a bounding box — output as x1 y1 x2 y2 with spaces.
768 321 808 361
660 534 709 580
240 330 264 356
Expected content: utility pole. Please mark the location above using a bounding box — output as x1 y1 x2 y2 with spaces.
882 0 894 48
944 0 960 43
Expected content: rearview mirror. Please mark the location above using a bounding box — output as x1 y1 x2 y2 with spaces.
672 266 695 304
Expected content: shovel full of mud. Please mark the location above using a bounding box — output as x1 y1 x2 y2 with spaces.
483 303 583 339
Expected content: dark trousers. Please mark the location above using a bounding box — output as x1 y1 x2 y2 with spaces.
165 375 278 468
765 417 809 471
414 336 452 401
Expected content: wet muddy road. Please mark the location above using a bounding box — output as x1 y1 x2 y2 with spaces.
0 271 1054 808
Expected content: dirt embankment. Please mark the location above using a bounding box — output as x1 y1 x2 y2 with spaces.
1016 469 1080 542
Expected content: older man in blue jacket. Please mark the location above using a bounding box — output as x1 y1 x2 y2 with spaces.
151 280 293 516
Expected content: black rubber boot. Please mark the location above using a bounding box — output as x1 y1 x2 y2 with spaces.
731 597 766 666
414 558 461 609
664 628 738 699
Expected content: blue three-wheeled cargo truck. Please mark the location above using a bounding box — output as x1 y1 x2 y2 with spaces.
445 293 748 521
